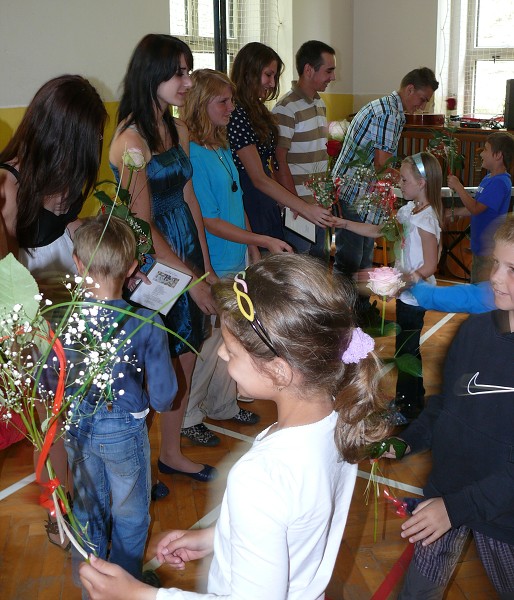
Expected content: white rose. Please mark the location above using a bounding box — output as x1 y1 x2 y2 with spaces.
122 147 146 170
366 266 405 297
328 120 349 141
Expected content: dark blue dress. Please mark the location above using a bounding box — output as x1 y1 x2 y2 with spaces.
113 145 206 357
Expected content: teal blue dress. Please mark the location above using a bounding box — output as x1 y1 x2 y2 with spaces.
112 144 207 357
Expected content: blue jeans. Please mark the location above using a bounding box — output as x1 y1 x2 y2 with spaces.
65 401 151 579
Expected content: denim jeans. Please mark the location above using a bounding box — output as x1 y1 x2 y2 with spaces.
65 400 151 580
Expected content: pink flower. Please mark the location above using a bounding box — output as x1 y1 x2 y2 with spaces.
366 266 405 297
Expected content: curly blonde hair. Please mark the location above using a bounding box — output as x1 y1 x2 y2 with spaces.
182 69 235 149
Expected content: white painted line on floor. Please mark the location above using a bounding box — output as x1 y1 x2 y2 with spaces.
0 473 35 501
357 470 423 496
207 423 255 444
420 312 456 344
4 308 454 575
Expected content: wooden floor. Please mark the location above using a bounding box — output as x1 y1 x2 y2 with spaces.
0 289 499 599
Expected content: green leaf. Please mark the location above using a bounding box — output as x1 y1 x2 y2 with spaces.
394 353 422 377
0 254 40 321
93 190 114 205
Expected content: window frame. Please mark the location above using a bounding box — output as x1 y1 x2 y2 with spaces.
463 0 514 115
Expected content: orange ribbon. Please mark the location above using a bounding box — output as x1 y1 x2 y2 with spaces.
34 326 67 515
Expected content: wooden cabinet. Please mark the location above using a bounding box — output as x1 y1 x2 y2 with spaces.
399 125 514 186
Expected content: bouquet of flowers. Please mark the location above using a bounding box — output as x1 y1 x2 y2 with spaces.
0 242 198 555
427 126 465 222
302 130 346 263
94 148 154 264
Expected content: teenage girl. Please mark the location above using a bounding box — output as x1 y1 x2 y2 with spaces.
109 34 218 481
227 42 334 242
336 152 443 420
79 253 392 599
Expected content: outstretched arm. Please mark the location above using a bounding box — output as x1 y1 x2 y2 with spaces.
332 217 382 238
236 144 334 228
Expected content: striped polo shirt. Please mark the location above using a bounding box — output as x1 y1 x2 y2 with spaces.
273 83 328 203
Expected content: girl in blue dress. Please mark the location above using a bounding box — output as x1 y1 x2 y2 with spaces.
110 34 218 481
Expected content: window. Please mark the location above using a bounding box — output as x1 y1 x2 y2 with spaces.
437 0 514 118
169 0 278 74
465 0 514 116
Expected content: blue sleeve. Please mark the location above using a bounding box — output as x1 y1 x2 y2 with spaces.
144 315 177 412
410 281 495 313
476 175 512 211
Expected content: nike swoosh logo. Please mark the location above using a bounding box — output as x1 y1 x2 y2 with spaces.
466 372 514 395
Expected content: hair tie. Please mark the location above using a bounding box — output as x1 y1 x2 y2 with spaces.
411 153 427 179
341 327 375 364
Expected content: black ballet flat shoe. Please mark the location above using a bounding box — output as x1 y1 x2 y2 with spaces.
157 459 218 482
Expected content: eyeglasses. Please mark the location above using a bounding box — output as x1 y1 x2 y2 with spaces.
233 271 279 357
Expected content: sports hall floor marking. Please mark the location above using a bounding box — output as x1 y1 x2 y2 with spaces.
1 309 457 573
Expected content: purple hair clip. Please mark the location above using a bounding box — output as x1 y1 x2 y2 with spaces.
341 327 375 364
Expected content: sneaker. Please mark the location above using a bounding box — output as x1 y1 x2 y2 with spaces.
181 423 221 447
236 392 254 403
231 408 260 425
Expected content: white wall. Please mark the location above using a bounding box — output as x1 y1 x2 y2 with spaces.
352 0 438 110
0 0 170 106
289 0 354 94
0 0 439 108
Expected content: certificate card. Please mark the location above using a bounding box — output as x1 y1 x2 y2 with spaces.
283 207 316 243
130 261 192 316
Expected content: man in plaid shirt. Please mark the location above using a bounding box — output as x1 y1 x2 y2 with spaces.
333 67 438 321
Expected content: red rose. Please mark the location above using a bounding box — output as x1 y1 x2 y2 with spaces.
326 139 342 157
446 97 457 110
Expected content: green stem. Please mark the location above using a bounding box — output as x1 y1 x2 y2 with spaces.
381 295 386 336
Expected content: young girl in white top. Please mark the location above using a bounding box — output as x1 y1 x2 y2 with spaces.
79 253 392 600
336 152 443 421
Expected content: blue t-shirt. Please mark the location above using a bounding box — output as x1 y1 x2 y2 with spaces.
190 142 247 276
471 172 512 255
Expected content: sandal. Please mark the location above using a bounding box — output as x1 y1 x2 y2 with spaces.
44 517 71 552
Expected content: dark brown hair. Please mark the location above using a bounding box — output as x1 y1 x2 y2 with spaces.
118 34 193 152
487 132 514 170
296 40 335 76
400 67 439 92
230 42 283 144
0 75 107 248
213 254 391 463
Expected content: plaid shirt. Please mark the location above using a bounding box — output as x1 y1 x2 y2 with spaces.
333 91 405 220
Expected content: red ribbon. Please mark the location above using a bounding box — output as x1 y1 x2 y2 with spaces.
34 326 67 515
370 543 415 600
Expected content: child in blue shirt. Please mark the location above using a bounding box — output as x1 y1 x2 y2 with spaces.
448 131 514 282
56 215 177 585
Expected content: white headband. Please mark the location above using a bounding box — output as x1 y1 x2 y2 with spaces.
411 153 427 179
